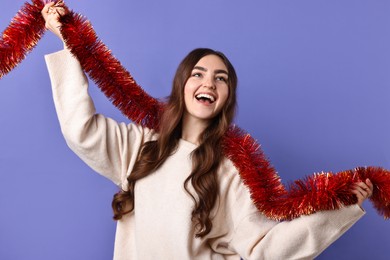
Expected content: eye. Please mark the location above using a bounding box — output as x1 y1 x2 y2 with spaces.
216 76 227 82
192 72 202 78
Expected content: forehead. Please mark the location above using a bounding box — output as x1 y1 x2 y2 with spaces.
194 55 228 72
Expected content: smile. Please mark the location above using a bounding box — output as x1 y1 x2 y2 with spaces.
195 93 216 104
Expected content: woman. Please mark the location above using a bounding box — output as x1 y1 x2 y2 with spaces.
42 2 373 259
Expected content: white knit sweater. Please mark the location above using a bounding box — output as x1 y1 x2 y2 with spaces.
45 49 364 260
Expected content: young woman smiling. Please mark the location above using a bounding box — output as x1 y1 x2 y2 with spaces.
41 2 373 259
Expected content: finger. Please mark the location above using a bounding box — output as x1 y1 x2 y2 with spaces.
366 178 374 191
48 7 61 17
356 188 366 199
351 190 364 206
355 182 372 196
55 9 65 19
361 184 372 196
351 186 364 197
41 4 50 16
46 0 58 5
351 188 366 206
366 180 374 198
56 7 68 17
352 185 368 198
41 2 56 20
42 1 56 12
356 184 369 194
354 181 368 189
55 0 65 7
351 189 360 197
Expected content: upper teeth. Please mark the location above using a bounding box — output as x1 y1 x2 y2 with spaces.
196 93 215 102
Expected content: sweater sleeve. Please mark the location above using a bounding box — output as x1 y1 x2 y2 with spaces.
44 49 154 187
228 179 365 259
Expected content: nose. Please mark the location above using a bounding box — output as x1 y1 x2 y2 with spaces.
203 76 216 90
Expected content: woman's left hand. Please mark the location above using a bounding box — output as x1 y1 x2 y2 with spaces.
41 0 69 41
351 178 374 208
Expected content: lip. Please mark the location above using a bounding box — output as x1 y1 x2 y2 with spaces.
194 97 214 106
194 91 217 102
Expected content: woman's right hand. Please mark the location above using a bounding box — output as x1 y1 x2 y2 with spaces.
41 1 68 41
351 178 374 208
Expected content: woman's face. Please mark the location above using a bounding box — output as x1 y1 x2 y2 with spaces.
183 54 229 125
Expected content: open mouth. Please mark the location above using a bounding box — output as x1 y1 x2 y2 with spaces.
195 93 216 104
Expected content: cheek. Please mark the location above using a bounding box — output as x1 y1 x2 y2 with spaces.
183 83 194 108
184 85 192 98
219 86 230 106
184 80 194 96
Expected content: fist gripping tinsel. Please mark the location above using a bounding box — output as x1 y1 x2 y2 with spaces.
1 1 390 221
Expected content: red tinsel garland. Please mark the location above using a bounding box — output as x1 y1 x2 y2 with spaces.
58 11 390 221
1 3 390 221
59 12 162 130
223 126 390 220
0 0 45 79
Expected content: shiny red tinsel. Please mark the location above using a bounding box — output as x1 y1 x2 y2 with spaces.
0 0 45 79
57 11 390 221
1 3 390 221
59 12 162 130
223 126 390 220
57 10 390 221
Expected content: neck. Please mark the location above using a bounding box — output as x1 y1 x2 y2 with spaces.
181 114 209 145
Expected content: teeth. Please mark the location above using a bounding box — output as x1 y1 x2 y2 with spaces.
196 93 215 102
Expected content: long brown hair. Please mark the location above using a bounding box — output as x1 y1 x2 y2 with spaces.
112 48 238 238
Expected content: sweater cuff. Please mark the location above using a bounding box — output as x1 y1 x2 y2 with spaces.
44 49 84 89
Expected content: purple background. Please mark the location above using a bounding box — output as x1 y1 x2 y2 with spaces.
1 0 390 259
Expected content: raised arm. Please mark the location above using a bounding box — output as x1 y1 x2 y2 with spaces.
42 3 155 186
41 2 390 221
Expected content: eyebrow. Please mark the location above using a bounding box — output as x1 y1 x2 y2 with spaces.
193 66 228 75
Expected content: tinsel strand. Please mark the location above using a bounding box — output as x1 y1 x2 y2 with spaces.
0 0 46 79
223 127 390 220
57 9 390 221
1 2 389 221
58 12 162 130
